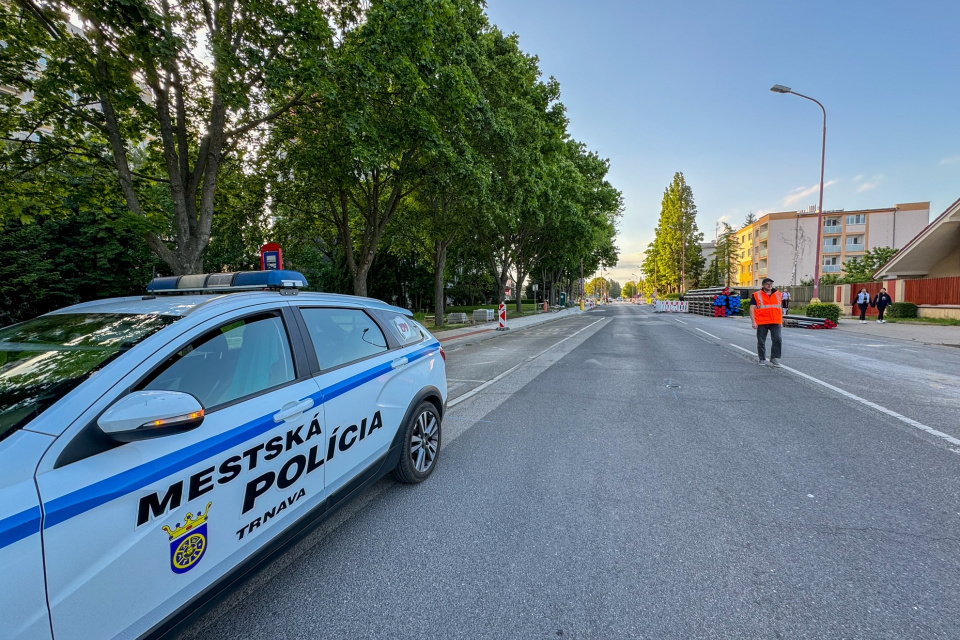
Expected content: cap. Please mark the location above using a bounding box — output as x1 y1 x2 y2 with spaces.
761 277 774 285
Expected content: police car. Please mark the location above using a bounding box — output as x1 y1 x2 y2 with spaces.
0 271 447 640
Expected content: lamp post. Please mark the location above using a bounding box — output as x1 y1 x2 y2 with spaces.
770 84 827 299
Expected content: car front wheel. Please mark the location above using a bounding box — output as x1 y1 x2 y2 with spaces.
392 401 441 483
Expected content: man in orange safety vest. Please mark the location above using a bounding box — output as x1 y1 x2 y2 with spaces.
750 277 783 367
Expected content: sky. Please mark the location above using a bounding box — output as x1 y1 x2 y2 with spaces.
483 0 960 284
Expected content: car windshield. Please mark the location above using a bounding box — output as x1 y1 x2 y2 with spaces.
0 313 180 442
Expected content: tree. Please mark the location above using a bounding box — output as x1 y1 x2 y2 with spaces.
713 222 740 286
622 281 639 298
607 279 621 298
743 212 757 227
267 0 486 298
1 0 338 274
840 247 899 283
584 276 606 297
652 172 702 293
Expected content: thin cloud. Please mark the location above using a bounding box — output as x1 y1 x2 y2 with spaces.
783 180 838 207
853 174 864 182
941 155 960 165
857 174 883 192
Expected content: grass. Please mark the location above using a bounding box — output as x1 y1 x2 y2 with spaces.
884 316 960 326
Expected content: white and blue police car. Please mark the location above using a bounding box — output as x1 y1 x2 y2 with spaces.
0 270 447 640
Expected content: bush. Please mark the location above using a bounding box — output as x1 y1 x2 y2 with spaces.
662 293 682 300
805 302 841 323
887 302 918 318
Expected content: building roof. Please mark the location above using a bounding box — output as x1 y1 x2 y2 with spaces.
874 197 960 279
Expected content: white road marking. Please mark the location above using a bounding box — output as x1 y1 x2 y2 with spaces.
462 361 496 366
696 328 721 340
449 318 606 408
728 343 960 449
446 379 488 383
675 319 688 325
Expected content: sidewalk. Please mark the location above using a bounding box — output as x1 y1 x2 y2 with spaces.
834 317 960 347
431 306 587 347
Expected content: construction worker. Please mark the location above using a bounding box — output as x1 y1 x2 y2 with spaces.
750 277 783 367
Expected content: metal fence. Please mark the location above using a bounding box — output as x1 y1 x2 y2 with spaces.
778 285 834 304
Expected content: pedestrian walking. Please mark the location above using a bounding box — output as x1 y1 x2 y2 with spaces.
751 277 783 367
873 288 893 323
855 287 871 323
781 289 791 312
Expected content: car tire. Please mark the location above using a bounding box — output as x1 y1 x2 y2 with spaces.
392 400 441 484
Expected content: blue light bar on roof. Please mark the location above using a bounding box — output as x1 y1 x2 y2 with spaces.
147 270 308 294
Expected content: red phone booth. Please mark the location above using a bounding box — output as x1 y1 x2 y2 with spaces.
259 243 283 271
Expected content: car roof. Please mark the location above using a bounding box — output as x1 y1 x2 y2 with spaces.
48 291 413 318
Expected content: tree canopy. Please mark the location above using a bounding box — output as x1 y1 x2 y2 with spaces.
0 0 621 323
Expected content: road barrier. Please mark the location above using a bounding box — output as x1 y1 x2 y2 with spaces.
655 300 688 313
496 303 509 330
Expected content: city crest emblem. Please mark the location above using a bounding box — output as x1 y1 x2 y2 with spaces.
162 502 212 574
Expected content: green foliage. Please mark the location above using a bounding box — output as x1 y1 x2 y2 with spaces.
805 302 841 323
887 302 918 318
838 247 899 283
0 208 163 326
1 0 337 273
643 172 702 293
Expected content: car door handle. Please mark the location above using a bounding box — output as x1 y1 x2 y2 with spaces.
273 398 314 423
392 357 409 369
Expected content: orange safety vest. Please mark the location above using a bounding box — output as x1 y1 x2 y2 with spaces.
752 290 783 325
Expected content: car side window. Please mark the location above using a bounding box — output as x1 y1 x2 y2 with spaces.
139 312 295 409
299 308 388 369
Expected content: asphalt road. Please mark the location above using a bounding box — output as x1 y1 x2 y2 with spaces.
174 303 960 640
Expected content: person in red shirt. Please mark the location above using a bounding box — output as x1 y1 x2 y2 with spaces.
750 277 783 367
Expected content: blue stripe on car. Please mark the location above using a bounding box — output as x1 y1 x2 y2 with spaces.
0 506 41 549
0 343 440 549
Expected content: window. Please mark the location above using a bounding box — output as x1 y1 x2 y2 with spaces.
0 313 179 442
824 218 841 227
300 308 388 369
846 214 866 225
140 313 294 409
376 312 426 346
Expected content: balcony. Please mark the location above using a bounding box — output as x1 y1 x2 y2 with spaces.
758 268 768 277
823 225 842 235
822 264 842 273
758 248 767 258
823 244 841 253
758 230 768 241
845 244 865 253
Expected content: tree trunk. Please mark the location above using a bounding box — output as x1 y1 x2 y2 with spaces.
514 268 527 315
433 239 449 328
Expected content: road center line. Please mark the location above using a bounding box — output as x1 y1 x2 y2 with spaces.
728 343 960 449
449 318 606 408
675 319 688 325
696 328 720 340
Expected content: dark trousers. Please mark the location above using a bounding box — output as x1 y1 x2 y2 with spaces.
859 303 869 320
877 305 887 321
757 324 782 361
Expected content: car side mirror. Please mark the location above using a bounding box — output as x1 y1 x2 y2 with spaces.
98 391 205 443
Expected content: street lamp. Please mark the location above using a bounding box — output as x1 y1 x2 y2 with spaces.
770 83 827 299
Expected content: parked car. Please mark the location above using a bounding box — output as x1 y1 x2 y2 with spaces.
0 270 446 640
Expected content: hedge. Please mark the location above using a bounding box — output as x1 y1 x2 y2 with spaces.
887 302 918 318
805 302 841 323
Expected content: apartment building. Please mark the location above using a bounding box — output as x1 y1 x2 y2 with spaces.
735 202 929 287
